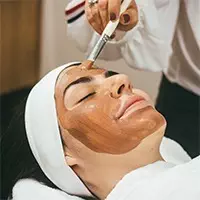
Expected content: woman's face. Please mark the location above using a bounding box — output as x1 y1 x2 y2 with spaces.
55 65 166 154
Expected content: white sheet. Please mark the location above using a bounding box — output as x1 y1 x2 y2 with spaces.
11 137 195 200
106 156 200 200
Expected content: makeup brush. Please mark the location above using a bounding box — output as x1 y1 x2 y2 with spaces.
83 0 132 69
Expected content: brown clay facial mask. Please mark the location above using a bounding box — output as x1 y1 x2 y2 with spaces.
55 65 165 154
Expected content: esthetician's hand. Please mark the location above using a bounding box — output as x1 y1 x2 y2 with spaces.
85 0 138 35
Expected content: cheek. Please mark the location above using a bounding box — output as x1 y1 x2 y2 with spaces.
65 100 122 153
120 107 166 140
64 95 165 155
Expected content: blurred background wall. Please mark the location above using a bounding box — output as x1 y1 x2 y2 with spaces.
1 0 161 133
0 0 41 133
1 0 41 94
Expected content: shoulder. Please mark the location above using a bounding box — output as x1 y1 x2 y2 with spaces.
12 179 84 200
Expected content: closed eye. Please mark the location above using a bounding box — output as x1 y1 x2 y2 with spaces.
104 70 119 78
77 92 96 103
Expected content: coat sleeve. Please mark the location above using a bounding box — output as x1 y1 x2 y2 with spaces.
66 0 179 72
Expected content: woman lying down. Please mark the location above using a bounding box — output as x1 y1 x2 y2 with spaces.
1 62 200 200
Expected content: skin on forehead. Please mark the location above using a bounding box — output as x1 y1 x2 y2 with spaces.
56 64 106 90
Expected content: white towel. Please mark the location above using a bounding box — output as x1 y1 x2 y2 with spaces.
12 179 85 200
11 137 194 200
106 156 200 200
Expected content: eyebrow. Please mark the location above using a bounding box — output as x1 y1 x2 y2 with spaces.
63 70 119 95
63 76 93 95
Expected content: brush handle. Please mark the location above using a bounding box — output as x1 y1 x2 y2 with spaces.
87 34 110 61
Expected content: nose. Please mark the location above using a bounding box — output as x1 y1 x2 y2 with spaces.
107 74 132 98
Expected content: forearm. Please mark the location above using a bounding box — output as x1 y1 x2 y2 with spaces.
66 0 179 71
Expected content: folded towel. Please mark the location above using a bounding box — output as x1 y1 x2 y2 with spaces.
11 137 193 200
12 179 85 200
106 156 200 200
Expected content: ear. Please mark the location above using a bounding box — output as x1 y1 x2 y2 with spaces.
65 155 78 167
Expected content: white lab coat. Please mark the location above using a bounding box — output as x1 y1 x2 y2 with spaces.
66 0 200 95
11 137 194 200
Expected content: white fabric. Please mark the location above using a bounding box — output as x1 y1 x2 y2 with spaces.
66 0 200 95
12 137 191 200
160 137 191 165
106 156 200 200
25 62 92 197
12 179 85 200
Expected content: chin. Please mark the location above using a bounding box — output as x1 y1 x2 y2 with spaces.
149 106 166 127
121 105 166 128
116 106 166 153
150 108 167 138
136 106 166 133
155 108 167 126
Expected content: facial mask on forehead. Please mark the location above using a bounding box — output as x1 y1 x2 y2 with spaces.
25 62 92 197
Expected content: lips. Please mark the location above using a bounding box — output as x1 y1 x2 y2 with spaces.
115 96 145 119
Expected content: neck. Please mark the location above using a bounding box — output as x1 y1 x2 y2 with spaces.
76 130 164 199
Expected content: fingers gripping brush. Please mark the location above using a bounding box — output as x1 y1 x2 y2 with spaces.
87 0 132 64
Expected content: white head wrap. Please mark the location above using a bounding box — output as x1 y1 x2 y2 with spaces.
25 62 92 197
